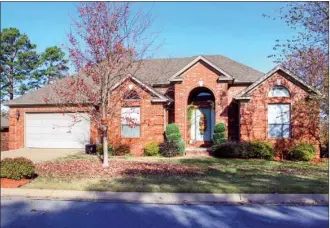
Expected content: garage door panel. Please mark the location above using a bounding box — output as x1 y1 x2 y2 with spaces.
26 113 90 149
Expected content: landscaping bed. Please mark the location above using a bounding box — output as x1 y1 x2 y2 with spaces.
1 178 31 188
22 155 329 194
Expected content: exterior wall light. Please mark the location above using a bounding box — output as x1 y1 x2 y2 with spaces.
198 80 204 87
128 84 133 90
15 109 20 121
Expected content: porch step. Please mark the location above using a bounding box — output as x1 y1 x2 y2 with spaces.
184 147 212 156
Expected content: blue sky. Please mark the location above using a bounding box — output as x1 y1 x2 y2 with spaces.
1 2 297 73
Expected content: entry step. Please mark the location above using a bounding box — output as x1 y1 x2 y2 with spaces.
185 147 212 156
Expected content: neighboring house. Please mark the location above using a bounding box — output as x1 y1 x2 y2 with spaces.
1 116 9 151
4 55 321 157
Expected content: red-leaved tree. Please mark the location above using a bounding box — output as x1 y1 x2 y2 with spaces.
47 2 156 167
265 2 329 152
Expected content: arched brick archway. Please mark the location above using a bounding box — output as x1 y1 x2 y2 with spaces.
187 87 215 147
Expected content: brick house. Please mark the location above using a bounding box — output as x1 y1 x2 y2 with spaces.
1 117 9 151
4 55 321 157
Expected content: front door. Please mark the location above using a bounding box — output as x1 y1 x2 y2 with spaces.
190 108 214 142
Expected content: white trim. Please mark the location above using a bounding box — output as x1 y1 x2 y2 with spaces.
235 96 251 100
235 65 321 100
169 56 233 82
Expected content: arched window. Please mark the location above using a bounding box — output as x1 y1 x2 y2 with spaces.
268 86 290 97
123 90 140 100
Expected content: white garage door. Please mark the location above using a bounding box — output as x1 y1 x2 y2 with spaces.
26 113 90 148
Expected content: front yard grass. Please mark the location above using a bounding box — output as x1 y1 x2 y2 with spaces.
23 154 329 193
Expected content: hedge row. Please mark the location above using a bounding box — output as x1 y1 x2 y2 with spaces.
213 141 316 161
212 141 274 160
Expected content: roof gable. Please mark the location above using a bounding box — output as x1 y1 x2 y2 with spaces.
235 65 322 100
168 56 233 82
111 76 169 103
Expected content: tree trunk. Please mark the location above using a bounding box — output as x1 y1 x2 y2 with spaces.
9 72 14 100
102 126 109 168
102 103 109 168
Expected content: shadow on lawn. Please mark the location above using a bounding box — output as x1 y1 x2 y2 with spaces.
84 166 328 194
177 157 274 166
2 198 328 228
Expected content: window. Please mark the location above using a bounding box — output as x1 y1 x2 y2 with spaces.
268 104 290 138
121 107 140 137
268 86 290 97
123 90 140 100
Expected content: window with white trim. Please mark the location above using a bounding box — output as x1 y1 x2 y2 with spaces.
268 86 290 97
268 104 290 138
121 107 140 138
123 90 140 100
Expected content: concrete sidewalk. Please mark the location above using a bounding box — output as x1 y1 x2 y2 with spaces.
1 188 328 205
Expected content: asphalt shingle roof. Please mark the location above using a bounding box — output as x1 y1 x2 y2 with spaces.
5 55 264 106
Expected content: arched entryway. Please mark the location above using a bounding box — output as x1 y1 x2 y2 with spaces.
187 87 215 146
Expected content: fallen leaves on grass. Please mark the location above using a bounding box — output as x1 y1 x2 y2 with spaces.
36 159 203 178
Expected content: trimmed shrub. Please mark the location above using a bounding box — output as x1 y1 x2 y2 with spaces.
1 157 35 180
247 141 274 160
163 123 184 157
288 143 316 161
177 139 185 156
320 142 329 158
213 141 275 160
213 142 248 158
111 144 131 156
144 142 160 156
96 144 130 156
159 141 180 157
212 123 226 149
166 123 181 142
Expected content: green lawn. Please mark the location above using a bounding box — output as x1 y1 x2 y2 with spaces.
23 154 329 193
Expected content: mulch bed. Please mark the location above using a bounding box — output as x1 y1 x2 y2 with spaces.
1 178 31 188
36 159 203 179
312 158 328 164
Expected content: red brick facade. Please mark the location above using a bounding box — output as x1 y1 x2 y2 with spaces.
240 70 320 157
174 62 231 145
6 61 320 158
107 79 166 156
1 131 9 151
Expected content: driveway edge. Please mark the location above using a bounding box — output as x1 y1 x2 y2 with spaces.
1 189 328 205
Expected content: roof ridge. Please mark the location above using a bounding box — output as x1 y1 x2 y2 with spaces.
202 54 265 75
141 56 195 61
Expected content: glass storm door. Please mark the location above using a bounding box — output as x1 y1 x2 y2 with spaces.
191 108 213 142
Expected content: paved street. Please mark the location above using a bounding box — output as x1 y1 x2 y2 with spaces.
1 198 328 228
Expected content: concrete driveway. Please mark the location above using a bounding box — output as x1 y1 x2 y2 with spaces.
1 148 84 163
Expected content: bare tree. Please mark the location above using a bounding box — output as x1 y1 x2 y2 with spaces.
47 2 157 167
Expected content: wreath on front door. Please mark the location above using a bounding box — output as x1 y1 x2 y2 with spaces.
199 112 207 135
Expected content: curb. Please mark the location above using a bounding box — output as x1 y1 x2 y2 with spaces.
1 189 328 205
